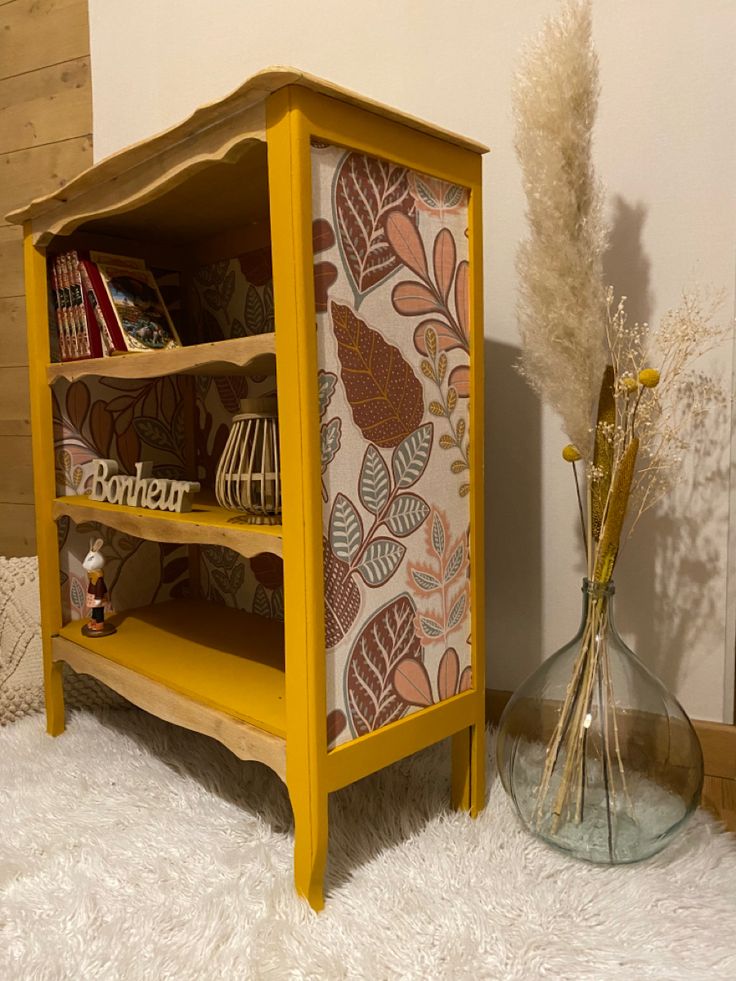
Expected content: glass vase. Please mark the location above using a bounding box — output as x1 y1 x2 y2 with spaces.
496 579 703 864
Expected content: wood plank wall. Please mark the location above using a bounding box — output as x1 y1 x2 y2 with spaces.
0 0 93 555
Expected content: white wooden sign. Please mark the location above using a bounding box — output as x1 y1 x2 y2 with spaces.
87 459 200 513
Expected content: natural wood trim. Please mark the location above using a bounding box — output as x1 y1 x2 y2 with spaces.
485 688 736 779
53 636 287 782
7 67 488 236
8 106 267 244
53 494 283 558
694 720 736 780
46 333 276 383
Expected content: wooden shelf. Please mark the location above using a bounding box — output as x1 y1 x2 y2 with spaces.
54 599 286 737
53 494 283 557
46 333 275 384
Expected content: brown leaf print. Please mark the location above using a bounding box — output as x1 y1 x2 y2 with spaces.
251 553 284 590
327 708 347 749
433 228 457 303
449 364 470 398
413 319 467 355
454 260 470 342
331 301 424 448
89 400 114 457
334 152 415 300
66 381 90 433
458 665 473 692
346 593 422 736
437 647 460 700
313 218 335 253
391 280 443 318
238 247 273 287
116 425 140 476
323 537 361 649
313 218 338 313
385 211 428 281
393 657 434 708
314 262 338 313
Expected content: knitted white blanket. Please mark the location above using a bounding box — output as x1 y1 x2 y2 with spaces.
0 556 122 724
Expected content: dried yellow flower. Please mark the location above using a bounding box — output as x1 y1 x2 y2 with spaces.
638 368 660 388
562 444 582 462
621 376 638 392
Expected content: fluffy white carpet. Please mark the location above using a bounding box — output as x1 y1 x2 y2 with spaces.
2 710 735 981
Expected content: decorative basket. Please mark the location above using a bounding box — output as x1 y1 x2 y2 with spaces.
215 397 281 523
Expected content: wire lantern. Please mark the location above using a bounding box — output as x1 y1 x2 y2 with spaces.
215 397 281 523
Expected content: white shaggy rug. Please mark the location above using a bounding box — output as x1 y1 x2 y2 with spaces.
2 710 735 981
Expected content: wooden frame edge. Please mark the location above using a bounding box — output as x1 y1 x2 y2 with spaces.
53 637 287 781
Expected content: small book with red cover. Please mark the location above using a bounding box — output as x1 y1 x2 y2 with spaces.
79 260 115 356
90 251 181 353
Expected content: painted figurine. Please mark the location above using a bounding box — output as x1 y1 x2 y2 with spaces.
81 537 117 637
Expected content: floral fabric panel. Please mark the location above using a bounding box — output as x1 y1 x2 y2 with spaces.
190 251 274 341
311 144 473 750
54 376 191 621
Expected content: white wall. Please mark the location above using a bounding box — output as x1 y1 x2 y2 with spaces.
89 0 736 721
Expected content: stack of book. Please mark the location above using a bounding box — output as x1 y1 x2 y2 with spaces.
49 251 181 362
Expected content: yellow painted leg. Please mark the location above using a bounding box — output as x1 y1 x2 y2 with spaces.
290 783 328 911
451 722 486 816
44 658 65 736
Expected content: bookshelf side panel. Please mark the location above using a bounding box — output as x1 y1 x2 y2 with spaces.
311 143 473 750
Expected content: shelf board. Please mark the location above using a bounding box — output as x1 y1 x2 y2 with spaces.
53 494 283 558
46 333 275 384
55 599 286 738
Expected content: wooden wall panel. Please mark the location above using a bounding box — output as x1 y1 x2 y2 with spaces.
0 0 90 78
0 224 23 295
0 502 36 554
0 297 28 365
0 435 33 501
0 366 31 427
0 57 91 151
1 0 92 556
1 136 93 216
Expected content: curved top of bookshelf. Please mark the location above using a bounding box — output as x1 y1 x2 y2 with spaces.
6 67 488 243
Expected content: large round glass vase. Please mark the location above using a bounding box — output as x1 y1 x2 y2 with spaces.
496 580 703 864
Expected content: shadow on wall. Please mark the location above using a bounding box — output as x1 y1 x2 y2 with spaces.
484 338 542 691
603 195 729 706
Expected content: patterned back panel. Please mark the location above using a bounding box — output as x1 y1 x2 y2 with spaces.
311 143 473 750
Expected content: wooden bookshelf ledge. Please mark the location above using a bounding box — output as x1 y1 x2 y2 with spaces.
53 494 283 558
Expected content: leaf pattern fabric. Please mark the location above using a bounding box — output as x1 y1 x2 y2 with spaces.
312 143 473 749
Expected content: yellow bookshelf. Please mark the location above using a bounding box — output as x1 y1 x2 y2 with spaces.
8 68 487 910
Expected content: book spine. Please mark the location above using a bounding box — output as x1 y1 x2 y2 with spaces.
70 251 91 358
56 255 75 361
50 259 66 360
79 261 112 356
81 259 127 353
65 252 85 360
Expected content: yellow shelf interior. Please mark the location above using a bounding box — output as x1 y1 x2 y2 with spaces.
58 599 286 737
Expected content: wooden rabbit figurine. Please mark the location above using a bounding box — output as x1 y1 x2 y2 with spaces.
81 537 116 637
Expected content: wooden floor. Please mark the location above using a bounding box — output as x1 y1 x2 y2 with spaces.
0 0 93 555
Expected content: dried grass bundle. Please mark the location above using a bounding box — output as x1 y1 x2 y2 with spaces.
515 0 608 458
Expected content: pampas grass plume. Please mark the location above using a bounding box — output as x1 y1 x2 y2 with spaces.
515 0 608 458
